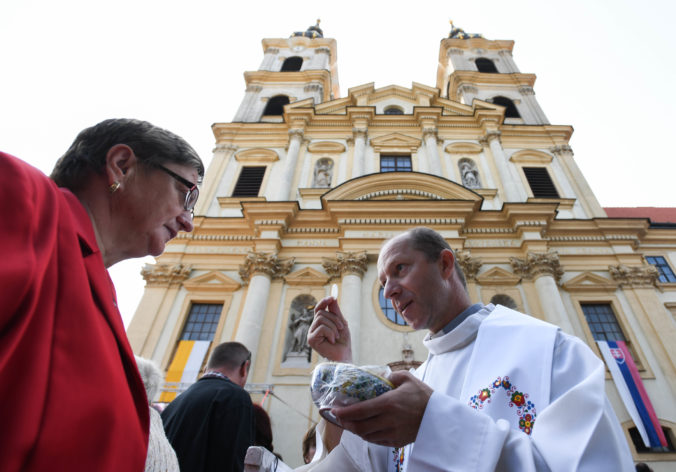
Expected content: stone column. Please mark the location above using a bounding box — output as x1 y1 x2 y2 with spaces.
550 145 605 218
498 49 520 73
511 252 573 334
198 144 237 215
273 129 304 201
233 85 263 122
423 128 442 176
518 86 549 124
481 131 522 202
314 47 331 70
351 128 367 179
322 252 368 363
236 252 294 368
260 47 279 71
457 84 478 105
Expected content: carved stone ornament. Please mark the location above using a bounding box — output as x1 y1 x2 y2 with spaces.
213 143 238 153
322 251 368 279
289 128 305 140
458 85 478 95
238 252 295 285
264 47 279 55
609 264 658 288
352 128 368 140
315 47 331 56
510 252 564 283
518 86 535 96
550 145 574 156
456 250 482 281
422 128 438 140
141 263 192 287
246 84 263 93
484 130 502 143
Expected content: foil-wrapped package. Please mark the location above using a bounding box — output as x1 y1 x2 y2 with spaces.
310 362 394 425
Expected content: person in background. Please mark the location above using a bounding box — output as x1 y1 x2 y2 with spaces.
135 356 180 472
0 118 203 472
301 424 317 464
307 227 635 471
162 342 255 471
253 404 283 460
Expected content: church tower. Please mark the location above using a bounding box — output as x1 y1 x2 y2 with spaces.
127 22 676 467
232 20 339 123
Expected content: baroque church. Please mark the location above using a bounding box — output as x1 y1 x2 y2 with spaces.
127 22 676 468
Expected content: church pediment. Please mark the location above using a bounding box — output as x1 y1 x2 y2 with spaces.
370 133 422 152
284 267 330 286
476 267 521 286
183 271 241 292
562 272 618 293
323 172 483 203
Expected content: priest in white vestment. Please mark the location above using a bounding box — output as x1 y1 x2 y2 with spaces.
302 227 634 472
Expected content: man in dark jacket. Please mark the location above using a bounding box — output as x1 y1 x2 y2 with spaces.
162 342 254 471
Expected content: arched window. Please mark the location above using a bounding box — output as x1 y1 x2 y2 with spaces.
262 95 289 116
384 106 404 115
458 158 481 189
281 56 303 72
492 96 521 118
490 294 518 310
475 58 498 73
379 287 407 326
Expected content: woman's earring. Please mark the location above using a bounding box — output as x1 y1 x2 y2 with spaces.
109 181 121 193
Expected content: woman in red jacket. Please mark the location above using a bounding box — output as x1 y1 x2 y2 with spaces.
0 118 204 472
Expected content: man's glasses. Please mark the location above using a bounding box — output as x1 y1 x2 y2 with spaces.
154 164 199 212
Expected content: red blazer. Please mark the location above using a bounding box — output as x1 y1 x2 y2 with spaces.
0 152 149 471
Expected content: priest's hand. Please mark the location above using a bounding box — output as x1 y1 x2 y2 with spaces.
308 296 353 363
331 371 433 448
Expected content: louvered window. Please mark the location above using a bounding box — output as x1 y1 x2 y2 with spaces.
232 166 266 197
523 167 559 198
380 155 412 172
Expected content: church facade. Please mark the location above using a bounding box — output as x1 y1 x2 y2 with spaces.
127 23 676 468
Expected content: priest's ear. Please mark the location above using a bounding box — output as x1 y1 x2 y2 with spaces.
438 248 456 280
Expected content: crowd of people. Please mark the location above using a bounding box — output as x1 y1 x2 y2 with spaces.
0 119 653 471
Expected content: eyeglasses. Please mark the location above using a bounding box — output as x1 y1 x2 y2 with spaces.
154 164 199 212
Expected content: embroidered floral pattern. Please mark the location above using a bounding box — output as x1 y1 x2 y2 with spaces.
391 447 404 472
468 376 537 435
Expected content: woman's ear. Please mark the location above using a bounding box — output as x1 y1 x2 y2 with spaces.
105 144 136 186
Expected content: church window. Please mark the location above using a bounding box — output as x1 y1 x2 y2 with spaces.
281 56 303 71
646 256 676 283
384 106 404 115
475 58 498 73
523 167 559 198
580 303 626 342
629 424 676 453
380 155 412 172
492 96 521 118
379 287 407 326
262 95 290 116
232 166 266 197
489 294 517 310
180 303 223 341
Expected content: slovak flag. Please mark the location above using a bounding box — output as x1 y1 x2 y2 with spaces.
597 340 668 449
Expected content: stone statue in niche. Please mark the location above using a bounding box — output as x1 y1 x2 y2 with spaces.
313 158 333 188
283 295 316 363
459 158 481 189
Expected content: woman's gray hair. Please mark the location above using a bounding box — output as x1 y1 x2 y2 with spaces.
50 118 204 191
135 356 164 403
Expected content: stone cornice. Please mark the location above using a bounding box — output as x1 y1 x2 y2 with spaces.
141 263 192 287
322 251 368 278
510 252 564 282
456 250 482 281
608 264 658 288
239 252 295 285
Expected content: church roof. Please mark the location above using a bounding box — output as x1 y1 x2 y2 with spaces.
605 207 676 224
291 19 323 39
